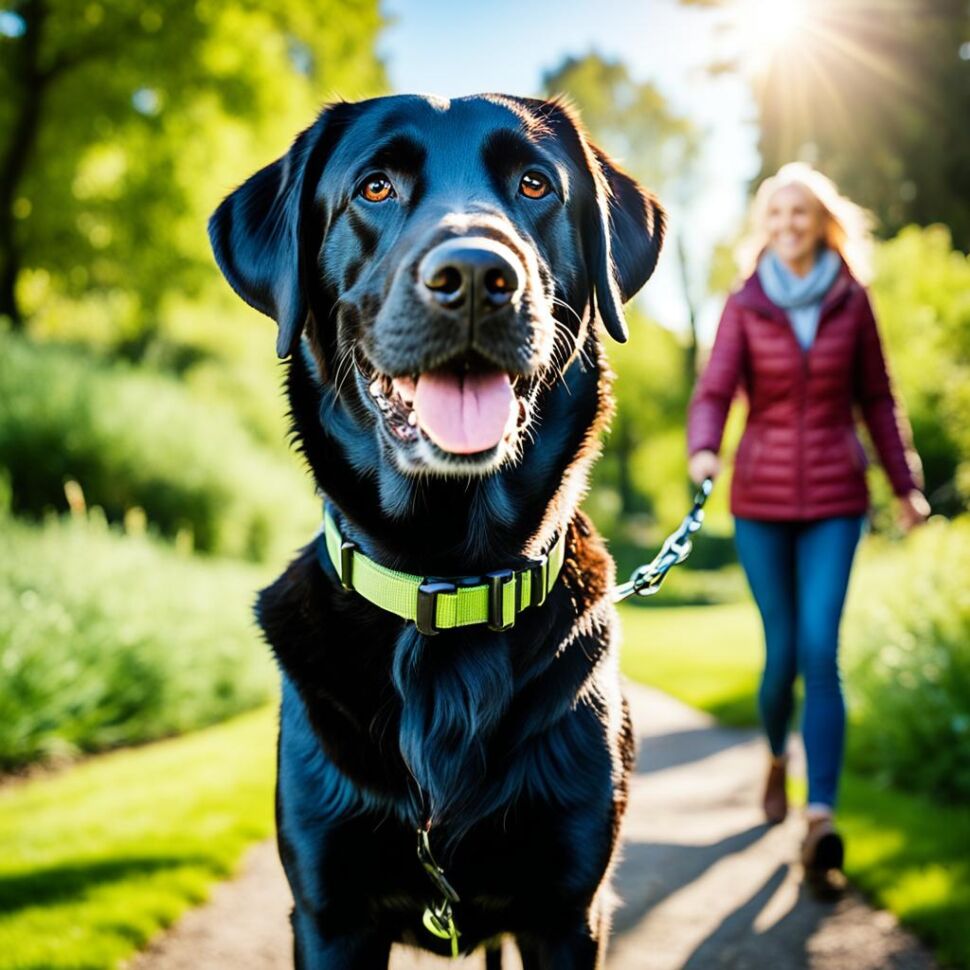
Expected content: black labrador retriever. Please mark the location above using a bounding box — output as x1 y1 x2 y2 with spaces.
209 93 664 969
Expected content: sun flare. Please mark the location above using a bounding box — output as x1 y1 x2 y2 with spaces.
734 0 811 71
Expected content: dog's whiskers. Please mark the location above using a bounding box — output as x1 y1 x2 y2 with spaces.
327 343 359 414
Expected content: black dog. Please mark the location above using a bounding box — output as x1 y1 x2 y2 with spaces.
209 94 664 969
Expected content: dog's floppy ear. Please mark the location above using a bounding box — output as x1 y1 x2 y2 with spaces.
592 147 666 342
588 146 666 343
208 103 355 358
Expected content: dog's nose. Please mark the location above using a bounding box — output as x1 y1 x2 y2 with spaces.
419 237 521 314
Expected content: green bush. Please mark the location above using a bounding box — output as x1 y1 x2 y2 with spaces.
869 226 970 517
0 513 277 770
0 330 317 560
844 517 970 802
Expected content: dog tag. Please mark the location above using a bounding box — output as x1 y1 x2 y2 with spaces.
422 900 460 958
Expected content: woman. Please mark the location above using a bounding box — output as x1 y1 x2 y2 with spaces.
687 163 928 885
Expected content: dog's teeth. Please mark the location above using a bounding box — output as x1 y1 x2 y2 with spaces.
392 376 416 404
369 380 382 398
407 411 418 426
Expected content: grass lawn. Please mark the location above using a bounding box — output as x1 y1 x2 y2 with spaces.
619 599 970 969
619 600 762 726
836 775 969 968
0 707 277 970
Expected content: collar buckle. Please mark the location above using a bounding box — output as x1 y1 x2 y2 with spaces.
416 580 456 636
486 569 515 632
339 541 356 591
528 554 548 608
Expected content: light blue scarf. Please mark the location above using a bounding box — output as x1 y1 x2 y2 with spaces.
757 247 842 350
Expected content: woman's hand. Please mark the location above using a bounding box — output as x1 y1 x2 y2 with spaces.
689 449 721 485
897 489 930 533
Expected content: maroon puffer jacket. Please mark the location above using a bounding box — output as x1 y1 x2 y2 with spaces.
687 265 922 521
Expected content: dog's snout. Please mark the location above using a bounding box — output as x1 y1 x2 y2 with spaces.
419 237 521 314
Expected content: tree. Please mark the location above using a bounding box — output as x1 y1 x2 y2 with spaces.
683 0 970 249
542 54 697 196
542 53 703 370
542 53 700 526
0 0 386 339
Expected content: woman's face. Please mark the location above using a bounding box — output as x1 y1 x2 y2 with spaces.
765 184 827 268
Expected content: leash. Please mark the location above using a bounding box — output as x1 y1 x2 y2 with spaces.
612 478 714 603
416 825 461 956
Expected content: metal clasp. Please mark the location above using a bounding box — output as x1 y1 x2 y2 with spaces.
486 569 515 631
416 581 456 636
339 541 356 591
416 827 460 903
528 553 548 608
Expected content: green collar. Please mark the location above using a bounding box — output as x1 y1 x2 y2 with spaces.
319 505 566 636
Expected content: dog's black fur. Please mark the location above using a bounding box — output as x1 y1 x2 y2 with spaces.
209 94 664 969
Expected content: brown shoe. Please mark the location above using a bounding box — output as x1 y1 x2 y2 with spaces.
762 756 788 824
802 816 846 897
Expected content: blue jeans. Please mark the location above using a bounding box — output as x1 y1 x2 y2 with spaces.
734 516 864 808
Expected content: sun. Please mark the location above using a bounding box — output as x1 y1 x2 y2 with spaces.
733 0 812 72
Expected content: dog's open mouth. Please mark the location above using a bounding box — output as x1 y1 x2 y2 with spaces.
364 357 527 458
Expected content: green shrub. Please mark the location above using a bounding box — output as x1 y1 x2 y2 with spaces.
844 517 970 802
870 226 970 517
0 330 317 560
0 514 277 769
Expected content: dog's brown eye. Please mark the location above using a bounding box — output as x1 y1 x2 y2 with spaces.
520 171 551 200
360 174 394 203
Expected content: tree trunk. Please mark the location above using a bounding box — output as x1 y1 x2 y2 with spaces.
675 232 699 385
0 0 48 328
616 418 637 516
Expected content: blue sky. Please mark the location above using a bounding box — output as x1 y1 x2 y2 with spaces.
378 0 762 337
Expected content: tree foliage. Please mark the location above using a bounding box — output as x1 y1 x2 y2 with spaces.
869 225 970 513
541 53 699 529
684 0 970 250
542 52 697 192
0 0 386 340
759 1 970 248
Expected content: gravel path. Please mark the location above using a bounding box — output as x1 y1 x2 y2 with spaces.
126 683 935 970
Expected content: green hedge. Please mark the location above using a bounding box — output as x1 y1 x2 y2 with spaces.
0 331 317 561
0 511 277 770
844 518 970 802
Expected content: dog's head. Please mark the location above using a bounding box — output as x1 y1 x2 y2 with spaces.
209 94 664 477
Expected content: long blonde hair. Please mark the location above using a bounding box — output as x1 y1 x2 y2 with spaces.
736 163 875 283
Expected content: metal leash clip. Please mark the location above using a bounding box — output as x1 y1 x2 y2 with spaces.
613 478 714 603
417 827 461 958
422 897 461 958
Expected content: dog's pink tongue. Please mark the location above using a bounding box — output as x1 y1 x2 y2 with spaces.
413 370 514 454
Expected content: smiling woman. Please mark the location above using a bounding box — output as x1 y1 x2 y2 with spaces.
688 161 928 896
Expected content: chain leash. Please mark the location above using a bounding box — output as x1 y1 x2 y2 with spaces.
612 478 714 603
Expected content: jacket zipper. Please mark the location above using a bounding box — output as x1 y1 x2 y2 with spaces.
797 348 808 517
772 305 810 517
793 290 847 517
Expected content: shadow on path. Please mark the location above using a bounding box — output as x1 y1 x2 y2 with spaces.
634 726 757 774
612 823 771 935
680 863 801 968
